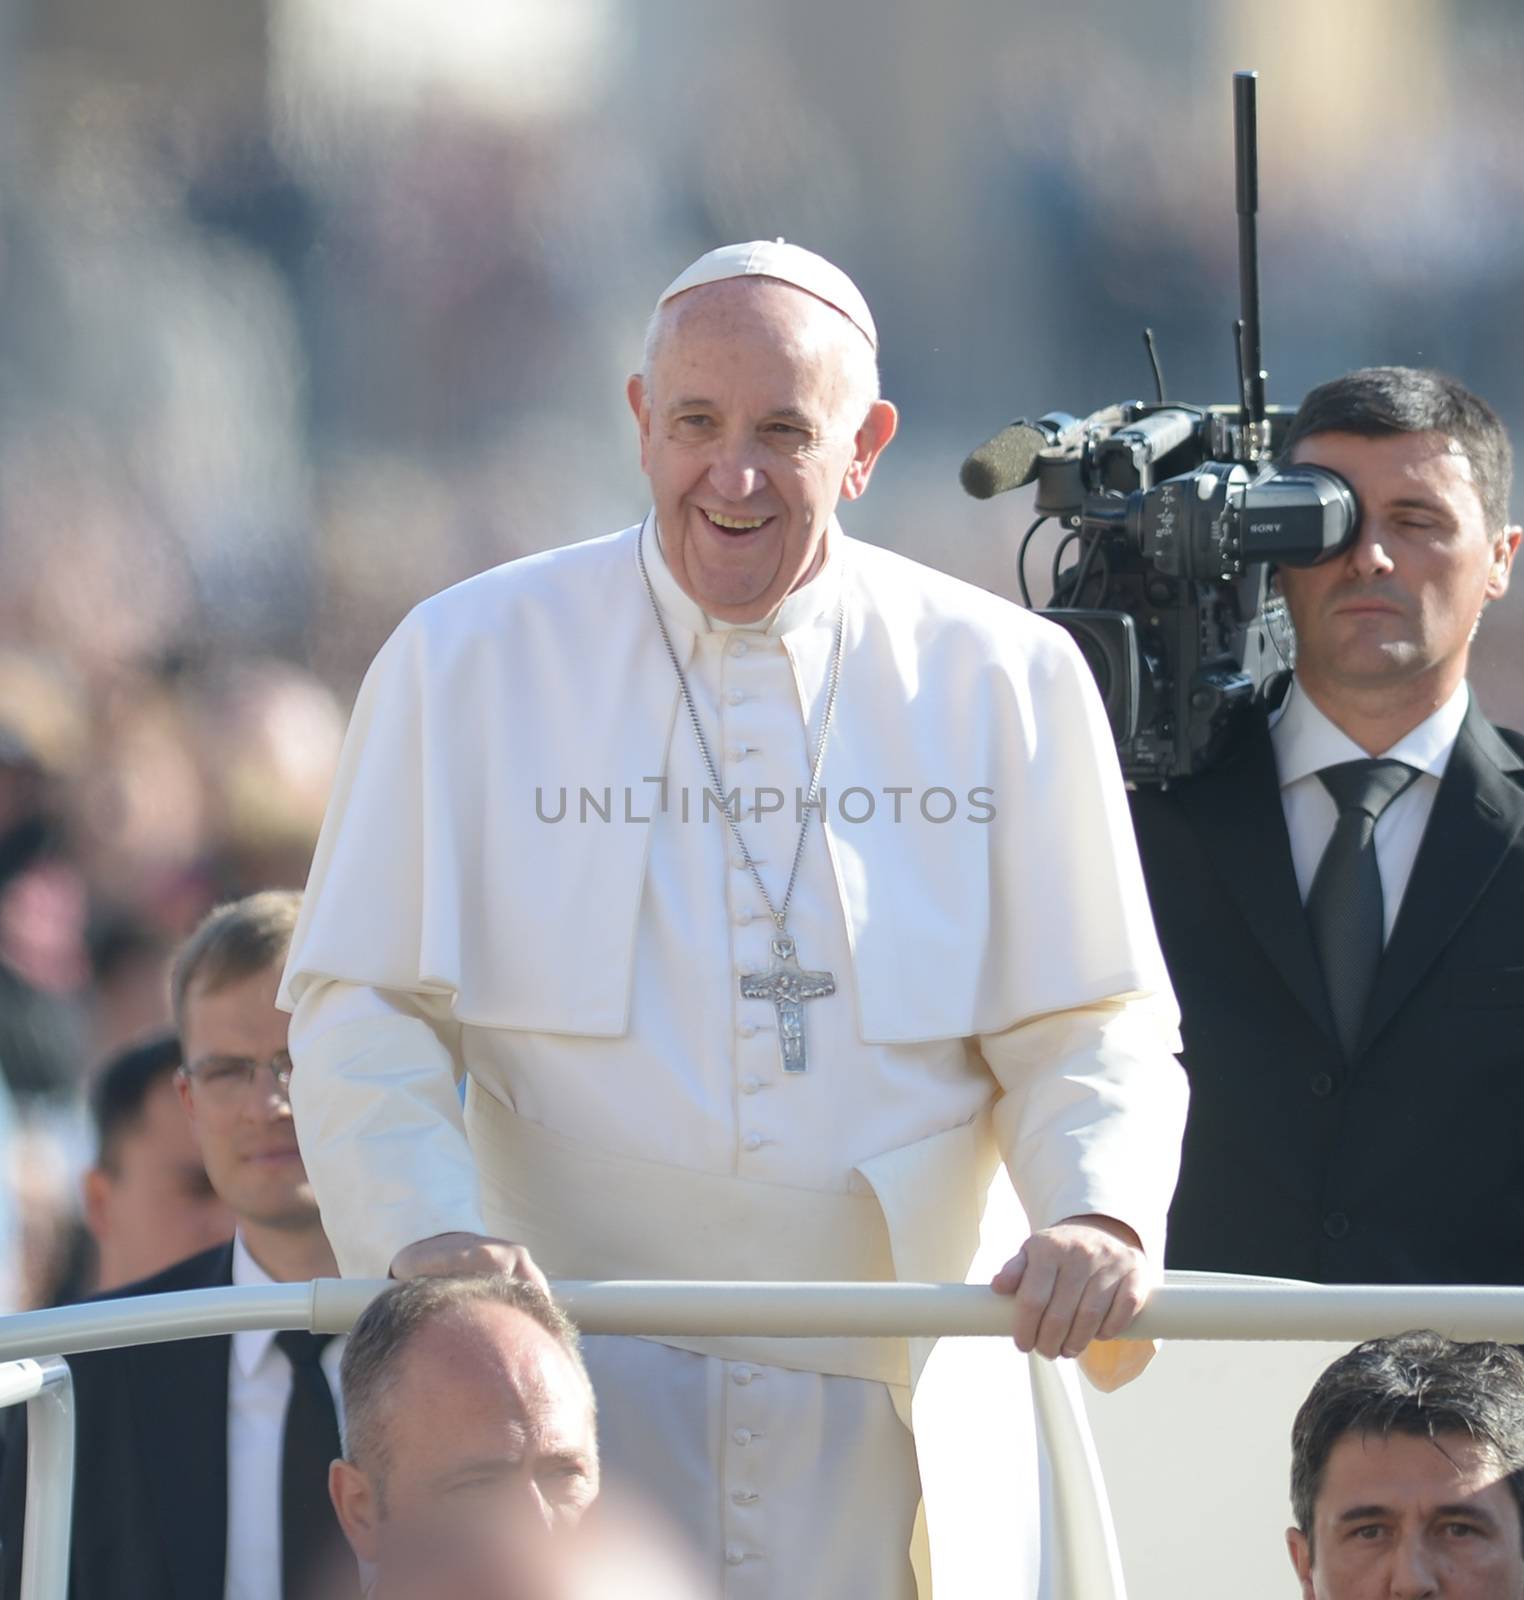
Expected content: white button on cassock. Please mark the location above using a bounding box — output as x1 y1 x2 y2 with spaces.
727 689 746 706
738 1023 758 1039
730 639 749 657
740 1075 762 1094
732 1368 754 1385
732 1427 753 1446
725 1547 745 1567
742 1133 763 1152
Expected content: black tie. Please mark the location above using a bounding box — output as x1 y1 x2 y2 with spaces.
1305 758 1419 1059
275 1330 343 1600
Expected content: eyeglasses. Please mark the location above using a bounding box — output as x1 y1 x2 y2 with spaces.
181 1050 295 1105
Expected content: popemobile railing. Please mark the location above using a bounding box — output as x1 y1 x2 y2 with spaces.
6 1277 1524 1600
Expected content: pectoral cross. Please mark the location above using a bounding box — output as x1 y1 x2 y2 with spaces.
739 933 836 1074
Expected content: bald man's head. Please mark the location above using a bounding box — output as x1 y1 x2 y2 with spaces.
331 1276 598 1568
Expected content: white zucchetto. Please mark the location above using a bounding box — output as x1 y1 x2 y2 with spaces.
656 238 878 350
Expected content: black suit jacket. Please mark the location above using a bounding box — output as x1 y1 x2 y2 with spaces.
1131 690 1524 1283
0 1243 233 1600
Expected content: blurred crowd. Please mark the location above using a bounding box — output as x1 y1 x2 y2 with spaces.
0 651 339 1308
0 3 651 1312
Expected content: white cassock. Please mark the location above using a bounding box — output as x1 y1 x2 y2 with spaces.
280 518 1187 1600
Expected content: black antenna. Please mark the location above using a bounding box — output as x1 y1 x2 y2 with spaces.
1232 317 1246 413
1233 70 1267 435
1142 328 1166 402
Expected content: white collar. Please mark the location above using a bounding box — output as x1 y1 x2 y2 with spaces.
1270 676 1470 789
231 1231 281 1377
642 511 845 639
231 1232 337 1377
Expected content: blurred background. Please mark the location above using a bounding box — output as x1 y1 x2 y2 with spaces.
0 0 1519 1315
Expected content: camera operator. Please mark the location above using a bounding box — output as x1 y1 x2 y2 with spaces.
1131 366 1523 1285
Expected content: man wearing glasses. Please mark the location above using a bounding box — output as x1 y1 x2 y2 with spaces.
1 889 352 1600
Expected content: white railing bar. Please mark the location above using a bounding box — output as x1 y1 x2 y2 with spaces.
4 1280 1524 1359
0 1359 50 1411
552 1281 1524 1341
0 1284 325 1362
1135 1282 1524 1342
3 1358 74 1600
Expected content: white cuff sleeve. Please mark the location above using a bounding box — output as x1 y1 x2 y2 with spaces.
979 996 1187 1267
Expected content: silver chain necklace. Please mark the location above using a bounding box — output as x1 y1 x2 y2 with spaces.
638 524 844 1073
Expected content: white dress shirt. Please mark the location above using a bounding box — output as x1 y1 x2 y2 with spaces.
225 1234 346 1600
1269 678 1469 943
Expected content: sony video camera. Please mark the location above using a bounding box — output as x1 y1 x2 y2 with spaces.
960 74 1360 785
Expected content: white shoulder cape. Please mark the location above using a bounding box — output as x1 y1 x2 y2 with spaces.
281 523 1168 1040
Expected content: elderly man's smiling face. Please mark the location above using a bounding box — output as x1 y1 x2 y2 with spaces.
627 277 897 623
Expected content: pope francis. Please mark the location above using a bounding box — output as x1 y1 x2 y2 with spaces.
281 241 1189 1599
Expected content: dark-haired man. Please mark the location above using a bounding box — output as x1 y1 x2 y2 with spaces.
1 889 351 1600
1132 365 1524 1284
82 1030 233 1293
1287 1331 1524 1599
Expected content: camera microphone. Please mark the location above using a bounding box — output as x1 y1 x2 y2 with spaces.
960 413 1076 499
960 408 1121 499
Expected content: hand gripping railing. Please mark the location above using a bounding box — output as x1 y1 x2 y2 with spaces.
7 1279 1524 1600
